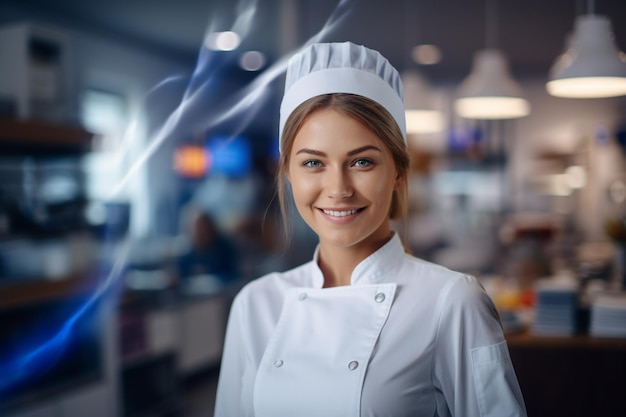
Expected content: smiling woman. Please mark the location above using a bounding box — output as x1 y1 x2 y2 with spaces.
214 41 527 417
280 92 410 222
285 102 404 287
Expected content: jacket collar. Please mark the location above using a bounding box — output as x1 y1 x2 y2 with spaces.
310 232 405 288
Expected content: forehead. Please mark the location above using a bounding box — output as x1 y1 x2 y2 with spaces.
291 108 384 153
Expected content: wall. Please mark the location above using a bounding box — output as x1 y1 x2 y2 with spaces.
72 31 192 237
414 78 625 244
0 4 194 237
0 7 196 416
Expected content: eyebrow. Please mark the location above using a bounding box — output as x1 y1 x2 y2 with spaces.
295 145 382 157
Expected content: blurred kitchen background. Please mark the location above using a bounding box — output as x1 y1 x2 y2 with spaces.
1 0 626 416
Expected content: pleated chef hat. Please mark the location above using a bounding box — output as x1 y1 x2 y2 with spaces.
279 42 406 151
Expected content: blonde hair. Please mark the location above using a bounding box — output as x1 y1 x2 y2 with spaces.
277 93 409 238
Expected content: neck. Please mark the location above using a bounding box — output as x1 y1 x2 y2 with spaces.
318 248 358 288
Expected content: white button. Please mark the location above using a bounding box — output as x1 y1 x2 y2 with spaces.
298 293 308 301
348 360 359 370
274 360 284 368
375 293 385 303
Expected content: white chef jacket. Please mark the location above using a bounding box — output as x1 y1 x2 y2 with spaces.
214 233 527 417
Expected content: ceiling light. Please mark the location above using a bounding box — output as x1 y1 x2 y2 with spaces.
455 49 530 119
402 71 445 134
204 31 240 51
564 165 587 189
454 0 530 120
239 51 266 71
411 44 442 65
609 180 626 203
547 14 626 98
405 110 444 134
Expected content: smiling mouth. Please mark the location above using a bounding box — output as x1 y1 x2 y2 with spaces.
321 208 362 217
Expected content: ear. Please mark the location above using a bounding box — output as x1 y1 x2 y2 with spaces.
394 173 405 190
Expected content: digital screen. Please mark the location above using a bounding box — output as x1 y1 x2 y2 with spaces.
206 135 251 178
173 145 209 178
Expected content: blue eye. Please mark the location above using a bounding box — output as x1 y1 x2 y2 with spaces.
304 160 322 168
353 158 373 168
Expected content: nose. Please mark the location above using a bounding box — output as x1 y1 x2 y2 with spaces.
326 167 353 199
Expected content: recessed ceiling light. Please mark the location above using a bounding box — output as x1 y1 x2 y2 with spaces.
411 44 442 65
205 31 240 51
239 51 266 71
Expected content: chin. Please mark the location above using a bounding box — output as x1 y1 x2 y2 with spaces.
319 231 370 249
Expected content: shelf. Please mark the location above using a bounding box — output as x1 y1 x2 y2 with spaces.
0 118 93 154
507 331 626 417
0 272 102 310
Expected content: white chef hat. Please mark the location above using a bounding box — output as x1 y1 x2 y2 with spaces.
279 41 406 151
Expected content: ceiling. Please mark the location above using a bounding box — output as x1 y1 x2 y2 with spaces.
3 0 626 85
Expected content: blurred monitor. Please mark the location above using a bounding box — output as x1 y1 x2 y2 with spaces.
206 134 251 178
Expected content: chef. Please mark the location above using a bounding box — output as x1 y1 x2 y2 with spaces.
214 41 527 417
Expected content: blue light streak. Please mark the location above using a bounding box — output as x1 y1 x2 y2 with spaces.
0 0 355 398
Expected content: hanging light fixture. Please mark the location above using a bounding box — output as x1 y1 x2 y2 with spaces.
547 13 626 98
402 70 445 134
401 0 445 134
455 49 530 119
454 0 530 120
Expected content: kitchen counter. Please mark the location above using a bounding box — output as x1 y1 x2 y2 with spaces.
506 332 626 417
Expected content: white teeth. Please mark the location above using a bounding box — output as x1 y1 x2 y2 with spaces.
322 209 358 217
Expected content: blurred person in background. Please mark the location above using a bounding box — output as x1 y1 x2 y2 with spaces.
214 42 526 417
174 206 239 286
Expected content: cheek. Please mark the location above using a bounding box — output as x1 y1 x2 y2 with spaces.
357 172 396 200
290 172 319 203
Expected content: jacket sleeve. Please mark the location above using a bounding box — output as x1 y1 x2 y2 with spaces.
214 291 248 416
432 274 527 417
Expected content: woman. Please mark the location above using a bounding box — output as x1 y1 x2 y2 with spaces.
214 42 526 417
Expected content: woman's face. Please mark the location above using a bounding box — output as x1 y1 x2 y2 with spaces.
287 108 399 251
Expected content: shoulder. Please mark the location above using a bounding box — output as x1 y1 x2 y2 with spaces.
397 252 471 288
396 253 494 312
429 270 502 333
442 273 492 309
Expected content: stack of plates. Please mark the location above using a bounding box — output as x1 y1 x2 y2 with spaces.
532 280 579 336
590 293 626 338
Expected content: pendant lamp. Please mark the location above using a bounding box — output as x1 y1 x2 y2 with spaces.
400 0 445 134
402 70 445 134
547 14 626 98
455 49 530 119
454 0 530 120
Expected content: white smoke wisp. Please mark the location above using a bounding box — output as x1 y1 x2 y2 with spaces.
1 0 359 395
107 0 354 199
